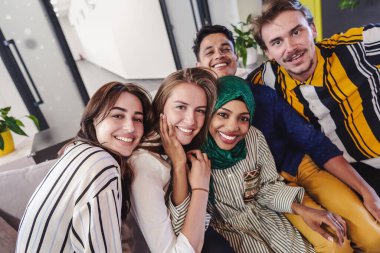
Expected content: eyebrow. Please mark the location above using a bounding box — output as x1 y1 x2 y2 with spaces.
174 100 207 108
203 42 232 52
219 107 250 115
110 106 143 115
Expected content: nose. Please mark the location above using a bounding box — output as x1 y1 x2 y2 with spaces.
183 110 195 125
225 118 239 131
215 48 225 59
122 118 135 133
285 37 297 52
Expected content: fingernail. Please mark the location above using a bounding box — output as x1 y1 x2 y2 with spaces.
328 236 334 243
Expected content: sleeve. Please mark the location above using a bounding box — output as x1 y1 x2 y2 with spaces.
129 152 195 253
168 194 211 236
253 130 304 213
273 94 343 167
362 23 380 65
168 193 191 236
71 179 122 253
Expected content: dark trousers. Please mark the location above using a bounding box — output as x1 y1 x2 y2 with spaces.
351 162 380 196
202 226 235 253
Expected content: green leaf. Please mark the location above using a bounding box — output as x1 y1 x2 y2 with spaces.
27 115 40 130
0 107 11 118
246 14 252 24
15 119 25 127
0 134 4 150
339 0 359 9
5 117 27 136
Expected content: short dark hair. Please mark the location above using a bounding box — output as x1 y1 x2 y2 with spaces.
192 25 235 61
253 0 314 50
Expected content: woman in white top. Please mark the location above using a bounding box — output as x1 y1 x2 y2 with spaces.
16 82 153 253
128 68 217 253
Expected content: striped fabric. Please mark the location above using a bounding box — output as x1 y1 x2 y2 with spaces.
16 142 123 253
169 193 191 235
208 127 314 253
248 24 380 168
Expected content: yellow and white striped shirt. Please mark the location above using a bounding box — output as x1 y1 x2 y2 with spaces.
248 24 380 168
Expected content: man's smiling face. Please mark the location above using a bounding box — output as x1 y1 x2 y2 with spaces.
196 33 238 77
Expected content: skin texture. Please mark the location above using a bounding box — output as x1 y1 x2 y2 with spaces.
196 33 238 77
163 82 207 146
160 84 211 252
94 92 144 157
209 100 250 151
261 10 318 82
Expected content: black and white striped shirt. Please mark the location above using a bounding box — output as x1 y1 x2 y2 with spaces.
208 127 315 253
17 142 123 253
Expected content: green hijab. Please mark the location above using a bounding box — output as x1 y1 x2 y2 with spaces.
202 75 256 170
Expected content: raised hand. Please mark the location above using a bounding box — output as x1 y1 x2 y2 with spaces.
186 150 211 191
160 114 186 170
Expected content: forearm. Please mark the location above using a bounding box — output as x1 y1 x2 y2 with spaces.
181 190 209 253
324 155 376 197
172 166 190 206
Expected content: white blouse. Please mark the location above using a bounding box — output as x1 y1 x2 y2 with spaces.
128 149 194 253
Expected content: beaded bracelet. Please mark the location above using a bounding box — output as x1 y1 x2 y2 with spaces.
192 188 209 193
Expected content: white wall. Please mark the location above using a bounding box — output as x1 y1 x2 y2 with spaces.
69 0 176 79
208 0 240 31
237 0 262 21
59 16 85 61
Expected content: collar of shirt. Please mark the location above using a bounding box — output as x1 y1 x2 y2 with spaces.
278 46 325 91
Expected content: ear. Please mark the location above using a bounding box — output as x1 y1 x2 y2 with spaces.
310 22 318 40
196 62 201 67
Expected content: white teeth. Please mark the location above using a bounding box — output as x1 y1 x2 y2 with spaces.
219 132 236 140
214 63 227 68
116 136 133 142
178 127 192 133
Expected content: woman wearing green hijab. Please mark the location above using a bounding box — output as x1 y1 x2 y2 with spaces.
202 76 315 253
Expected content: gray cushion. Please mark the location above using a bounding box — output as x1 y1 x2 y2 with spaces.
0 216 17 253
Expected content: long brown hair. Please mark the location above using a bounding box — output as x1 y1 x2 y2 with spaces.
148 67 217 152
76 81 153 219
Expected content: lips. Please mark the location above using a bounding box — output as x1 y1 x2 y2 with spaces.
284 50 306 63
177 126 193 135
213 62 228 68
115 136 133 142
218 131 238 144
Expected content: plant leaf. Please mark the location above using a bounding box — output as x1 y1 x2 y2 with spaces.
5 117 27 136
0 107 11 118
27 115 40 130
0 134 4 150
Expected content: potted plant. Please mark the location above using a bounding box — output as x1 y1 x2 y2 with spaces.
231 14 257 68
0 106 39 156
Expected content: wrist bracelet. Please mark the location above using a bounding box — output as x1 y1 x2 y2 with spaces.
192 187 209 193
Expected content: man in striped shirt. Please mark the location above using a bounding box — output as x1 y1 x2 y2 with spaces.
194 23 380 252
248 0 380 195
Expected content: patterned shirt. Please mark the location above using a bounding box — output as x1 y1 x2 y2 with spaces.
16 142 123 253
208 127 314 253
248 24 380 168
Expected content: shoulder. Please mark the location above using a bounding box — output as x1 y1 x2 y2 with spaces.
245 126 265 144
319 24 379 48
128 149 170 179
251 85 278 102
62 141 118 167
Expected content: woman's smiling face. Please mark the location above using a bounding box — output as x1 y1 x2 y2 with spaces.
209 99 250 150
163 82 207 145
